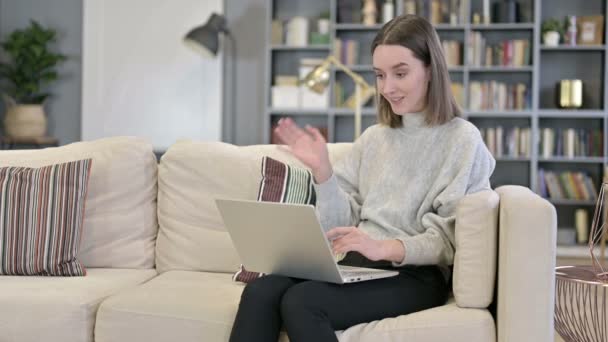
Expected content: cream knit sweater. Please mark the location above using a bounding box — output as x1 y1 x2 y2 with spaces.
314 112 496 267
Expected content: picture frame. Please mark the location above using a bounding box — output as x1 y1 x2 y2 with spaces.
577 15 604 45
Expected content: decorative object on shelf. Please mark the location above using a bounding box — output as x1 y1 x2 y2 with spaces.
312 12 331 45
492 0 520 23
184 12 236 142
575 208 589 244
541 18 563 46
362 0 377 26
554 183 607 342
300 55 374 139
285 16 309 46
564 15 577 46
382 0 394 24
577 15 604 45
557 79 583 109
0 20 66 138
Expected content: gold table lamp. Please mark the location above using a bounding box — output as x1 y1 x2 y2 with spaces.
300 55 374 139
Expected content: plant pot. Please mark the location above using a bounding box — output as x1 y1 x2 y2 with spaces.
543 31 560 46
4 104 47 138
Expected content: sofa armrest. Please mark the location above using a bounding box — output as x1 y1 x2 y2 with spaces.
494 185 557 342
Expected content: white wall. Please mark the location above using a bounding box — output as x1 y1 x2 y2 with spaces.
82 0 223 150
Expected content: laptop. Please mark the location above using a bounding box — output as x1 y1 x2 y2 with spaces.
215 198 399 284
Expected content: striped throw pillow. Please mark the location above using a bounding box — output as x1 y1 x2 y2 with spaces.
0 159 92 276
233 156 316 283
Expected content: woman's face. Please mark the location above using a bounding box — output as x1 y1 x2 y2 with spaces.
372 44 430 115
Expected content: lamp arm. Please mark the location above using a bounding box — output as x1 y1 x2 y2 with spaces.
326 55 370 87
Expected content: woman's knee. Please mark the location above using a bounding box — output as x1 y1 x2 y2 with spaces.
280 281 329 317
240 274 295 305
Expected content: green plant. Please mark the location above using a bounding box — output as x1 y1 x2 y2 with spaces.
0 20 66 104
541 18 565 36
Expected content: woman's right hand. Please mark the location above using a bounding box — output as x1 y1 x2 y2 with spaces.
274 117 333 183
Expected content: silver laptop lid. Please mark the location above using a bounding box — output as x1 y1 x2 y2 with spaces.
215 198 344 283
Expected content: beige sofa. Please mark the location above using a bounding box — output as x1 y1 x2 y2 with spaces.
0 137 557 342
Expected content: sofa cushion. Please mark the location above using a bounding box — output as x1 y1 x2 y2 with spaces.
0 268 157 342
0 137 158 268
156 141 351 273
95 270 495 342
453 189 499 308
0 159 92 276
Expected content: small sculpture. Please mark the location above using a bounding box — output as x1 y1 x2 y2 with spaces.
362 0 377 26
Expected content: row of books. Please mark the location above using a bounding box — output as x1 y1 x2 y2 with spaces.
538 170 598 201
334 39 360 66
403 0 468 25
442 40 462 67
467 33 530 67
468 81 530 111
539 128 603 159
479 126 531 158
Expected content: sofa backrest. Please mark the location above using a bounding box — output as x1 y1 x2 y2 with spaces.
156 140 500 308
155 140 351 273
0 136 158 268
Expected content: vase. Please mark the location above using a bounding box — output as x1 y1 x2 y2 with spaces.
543 31 560 46
4 104 47 138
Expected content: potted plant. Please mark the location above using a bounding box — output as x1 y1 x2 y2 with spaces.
541 18 564 47
0 20 66 138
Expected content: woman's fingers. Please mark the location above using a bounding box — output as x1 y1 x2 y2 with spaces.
275 117 309 145
305 125 325 142
326 226 355 240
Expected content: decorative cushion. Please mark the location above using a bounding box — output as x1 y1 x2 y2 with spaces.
0 137 159 269
233 156 316 283
0 159 92 276
257 156 316 205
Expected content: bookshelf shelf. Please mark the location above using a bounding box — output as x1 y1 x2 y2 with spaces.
539 157 605 164
332 107 376 116
448 66 466 72
268 108 329 115
556 245 607 259
468 66 534 72
270 45 331 51
334 23 384 30
540 45 606 51
470 23 535 30
495 157 531 162
465 110 533 118
537 110 606 118
435 24 466 30
331 64 373 72
548 199 598 206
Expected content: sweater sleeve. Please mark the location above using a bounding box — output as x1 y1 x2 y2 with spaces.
393 131 496 267
313 130 369 232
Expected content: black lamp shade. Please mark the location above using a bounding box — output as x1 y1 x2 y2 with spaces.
185 13 228 56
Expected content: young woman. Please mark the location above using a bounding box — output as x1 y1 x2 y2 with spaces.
230 14 495 342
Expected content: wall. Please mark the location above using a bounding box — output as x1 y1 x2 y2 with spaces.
81 0 223 150
0 0 268 146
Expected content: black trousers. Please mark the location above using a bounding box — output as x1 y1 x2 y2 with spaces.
229 253 449 342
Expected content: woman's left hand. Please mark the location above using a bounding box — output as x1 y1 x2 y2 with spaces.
326 227 386 261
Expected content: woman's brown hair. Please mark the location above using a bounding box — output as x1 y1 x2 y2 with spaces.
371 14 461 127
